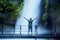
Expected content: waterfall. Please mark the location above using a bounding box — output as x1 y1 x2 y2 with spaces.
15 0 48 34
16 0 41 25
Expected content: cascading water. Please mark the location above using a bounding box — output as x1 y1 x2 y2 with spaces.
0 0 52 40
15 0 48 34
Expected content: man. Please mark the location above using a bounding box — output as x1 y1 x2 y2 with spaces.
24 17 35 35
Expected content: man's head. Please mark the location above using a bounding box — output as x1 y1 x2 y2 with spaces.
30 18 32 20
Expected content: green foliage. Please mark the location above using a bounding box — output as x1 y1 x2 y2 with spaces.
0 0 24 24
42 12 48 25
41 0 60 27
42 0 48 24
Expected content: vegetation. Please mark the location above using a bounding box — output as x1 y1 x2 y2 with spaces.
42 0 48 25
42 0 60 28
0 0 24 25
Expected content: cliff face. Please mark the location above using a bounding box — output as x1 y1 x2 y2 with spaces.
41 0 60 32
48 0 60 26
48 0 60 33
38 0 44 25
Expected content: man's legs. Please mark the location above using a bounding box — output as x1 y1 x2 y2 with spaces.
28 26 32 35
28 27 30 35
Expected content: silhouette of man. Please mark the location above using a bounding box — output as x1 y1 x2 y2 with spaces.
24 17 35 35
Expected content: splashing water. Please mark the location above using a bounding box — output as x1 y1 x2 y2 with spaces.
0 0 51 40
15 0 48 34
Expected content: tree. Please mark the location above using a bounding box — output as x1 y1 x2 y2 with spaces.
0 0 24 25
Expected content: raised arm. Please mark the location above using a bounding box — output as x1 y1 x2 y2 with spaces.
24 17 29 21
32 18 37 21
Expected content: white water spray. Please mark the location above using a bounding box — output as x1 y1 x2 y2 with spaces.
15 0 48 34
